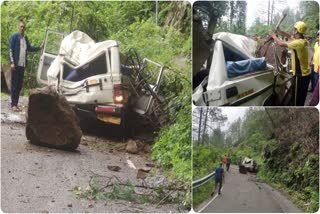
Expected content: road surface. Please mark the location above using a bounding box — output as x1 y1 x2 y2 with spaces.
1 95 183 213
197 165 302 213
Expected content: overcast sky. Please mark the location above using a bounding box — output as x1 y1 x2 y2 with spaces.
221 107 247 130
246 0 302 28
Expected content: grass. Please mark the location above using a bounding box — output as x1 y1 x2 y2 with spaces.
257 172 319 213
192 180 214 208
86 138 127 152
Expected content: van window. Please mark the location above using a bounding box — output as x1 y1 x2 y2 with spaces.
223 44 267 78
62 52 107 82
45 32 64 55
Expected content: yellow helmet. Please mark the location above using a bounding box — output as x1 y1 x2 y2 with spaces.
294 21 307 34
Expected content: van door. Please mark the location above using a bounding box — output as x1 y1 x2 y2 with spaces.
37 30 65 85
133 58 164 115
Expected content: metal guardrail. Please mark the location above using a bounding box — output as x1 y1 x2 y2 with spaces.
192 171 215 189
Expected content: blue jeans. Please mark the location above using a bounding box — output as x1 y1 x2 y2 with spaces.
10 66 25 107
214 178 223 194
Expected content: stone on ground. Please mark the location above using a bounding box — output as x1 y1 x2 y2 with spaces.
26 86 82 150
126 139 138 154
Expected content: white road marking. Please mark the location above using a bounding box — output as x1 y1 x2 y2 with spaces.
198 186 224 213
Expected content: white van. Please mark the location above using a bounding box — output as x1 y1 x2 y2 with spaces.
37 30 164 126
193 32 292 106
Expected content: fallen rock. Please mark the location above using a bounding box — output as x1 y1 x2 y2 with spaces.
143 144 151 153
107 165 121 172
136 168 151 179
136 169 147 179
139 167 152 173
126 140 138 154
146 163 155 168
26 86 82 151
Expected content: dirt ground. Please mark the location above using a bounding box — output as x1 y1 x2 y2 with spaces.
1 95 185 213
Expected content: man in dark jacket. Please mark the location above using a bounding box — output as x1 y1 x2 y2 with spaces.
211 162 224 196
9 20 43 111
226 156 231 172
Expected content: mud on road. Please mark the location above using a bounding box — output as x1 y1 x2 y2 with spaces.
1 95 184 213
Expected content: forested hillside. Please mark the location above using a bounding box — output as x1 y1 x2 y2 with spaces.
193 107 319 212
1 1 192 207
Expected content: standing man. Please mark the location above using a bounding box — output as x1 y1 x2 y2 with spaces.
270 21 310 106
211 162 224 196
226 156 231 172
9 20 43 111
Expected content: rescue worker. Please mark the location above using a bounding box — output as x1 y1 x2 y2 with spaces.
226 156 231 172
238 156 242 167
269 21 310 106
310 31 319 92
223 154 227 170
211 162 224 196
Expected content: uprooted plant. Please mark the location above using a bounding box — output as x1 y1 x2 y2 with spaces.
70 175 188 208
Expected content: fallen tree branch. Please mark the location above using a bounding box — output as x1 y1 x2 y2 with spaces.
88 171 188 191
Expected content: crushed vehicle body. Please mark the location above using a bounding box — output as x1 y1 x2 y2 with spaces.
193 32 292 106
241 157 258 173
37 30 164 126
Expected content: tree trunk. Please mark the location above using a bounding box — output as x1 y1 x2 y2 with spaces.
202 108 209 145
267 0 270 26
198 108 203 143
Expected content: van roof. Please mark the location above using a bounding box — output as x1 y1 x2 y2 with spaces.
212 32 257 59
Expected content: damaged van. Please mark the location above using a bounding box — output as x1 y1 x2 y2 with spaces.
193 32 292 106
37 30 164 126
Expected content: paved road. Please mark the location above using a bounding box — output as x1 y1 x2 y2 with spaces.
198 166 302 213
1 95 181 213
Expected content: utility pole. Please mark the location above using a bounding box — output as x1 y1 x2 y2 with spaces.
267 0 270 25
69 2 75 33
156 0 158 26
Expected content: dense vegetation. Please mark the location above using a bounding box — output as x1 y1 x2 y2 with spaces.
1 1 191 208
193 107 319 212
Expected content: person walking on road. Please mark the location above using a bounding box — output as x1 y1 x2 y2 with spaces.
9 20 43 112
223 154 227 170
211 162 224 196
238 156 242 167
269 21 310 106
226 156 231 172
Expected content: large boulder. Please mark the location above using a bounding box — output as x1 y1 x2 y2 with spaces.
26 86 82 150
